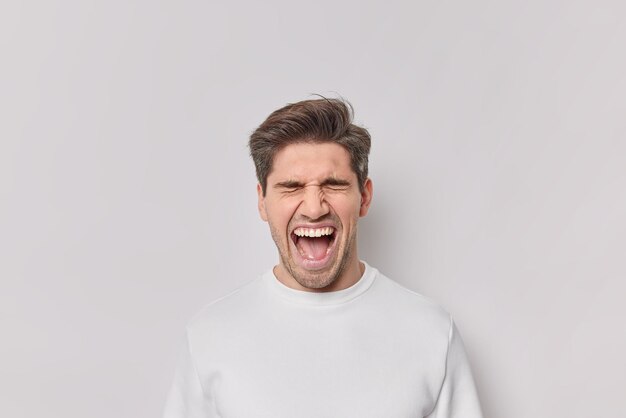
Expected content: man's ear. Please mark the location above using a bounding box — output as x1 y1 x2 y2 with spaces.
359 178 373 217
257 183 268 222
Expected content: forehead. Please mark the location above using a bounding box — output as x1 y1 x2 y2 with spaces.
269 142 354 181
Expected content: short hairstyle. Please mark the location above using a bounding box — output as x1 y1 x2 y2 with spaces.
249 97 371 196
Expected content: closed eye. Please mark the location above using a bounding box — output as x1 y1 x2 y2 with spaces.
321 178 351 191
281 187 302 194
324 185 349 192
274 181 304 194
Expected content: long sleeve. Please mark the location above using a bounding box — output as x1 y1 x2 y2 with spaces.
163 330 215 418
425 318 484 418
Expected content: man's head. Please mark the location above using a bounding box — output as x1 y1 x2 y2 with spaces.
249 98 373 292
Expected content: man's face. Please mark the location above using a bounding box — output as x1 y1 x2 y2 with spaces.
257 142 372 291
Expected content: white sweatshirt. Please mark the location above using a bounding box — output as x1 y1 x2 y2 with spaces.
163 262 483 418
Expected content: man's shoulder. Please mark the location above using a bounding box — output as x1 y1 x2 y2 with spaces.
186 274 265 330
371 270 452 329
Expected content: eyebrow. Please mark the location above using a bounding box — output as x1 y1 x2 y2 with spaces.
274 177 351 189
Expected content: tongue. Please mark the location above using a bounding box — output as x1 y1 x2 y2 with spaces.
297 236 331 260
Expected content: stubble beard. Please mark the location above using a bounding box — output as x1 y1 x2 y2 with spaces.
269 222 357 290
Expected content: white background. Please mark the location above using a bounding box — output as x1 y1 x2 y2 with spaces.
2 1 625 417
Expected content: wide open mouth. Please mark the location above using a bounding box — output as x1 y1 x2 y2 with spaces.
291 226 337 261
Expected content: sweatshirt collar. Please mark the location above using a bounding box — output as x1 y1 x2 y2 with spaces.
264 261 377 306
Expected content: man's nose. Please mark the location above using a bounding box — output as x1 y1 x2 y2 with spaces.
299 186 329 220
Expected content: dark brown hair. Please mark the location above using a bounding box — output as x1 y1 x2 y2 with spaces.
249 97 371 195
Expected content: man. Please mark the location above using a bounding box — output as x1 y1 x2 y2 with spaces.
163 98 484 417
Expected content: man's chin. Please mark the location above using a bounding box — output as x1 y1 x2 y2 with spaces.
289 264 339 290
294 276 337 290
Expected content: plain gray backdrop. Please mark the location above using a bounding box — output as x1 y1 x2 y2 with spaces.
2 1 625 417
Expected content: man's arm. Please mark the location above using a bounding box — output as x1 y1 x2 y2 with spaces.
163 329 215 418
426 318 484 418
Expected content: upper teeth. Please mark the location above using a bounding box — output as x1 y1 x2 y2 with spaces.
294 227 334 237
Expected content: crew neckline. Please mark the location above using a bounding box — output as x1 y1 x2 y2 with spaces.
263 261 378 306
